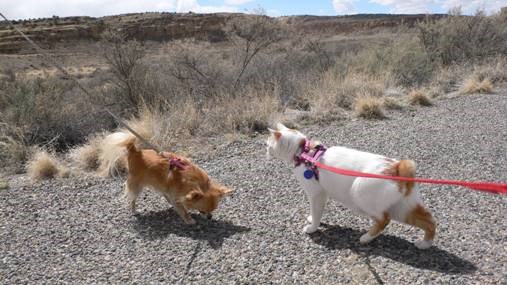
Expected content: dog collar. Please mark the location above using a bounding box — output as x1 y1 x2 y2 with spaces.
294 139 327 180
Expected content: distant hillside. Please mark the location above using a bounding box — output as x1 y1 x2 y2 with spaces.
0 12 446 54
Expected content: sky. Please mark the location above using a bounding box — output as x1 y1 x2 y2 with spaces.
2 0 506 20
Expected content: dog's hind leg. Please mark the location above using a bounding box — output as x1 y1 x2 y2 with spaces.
360 212 391 244
406 204 436 249
124 179 142 213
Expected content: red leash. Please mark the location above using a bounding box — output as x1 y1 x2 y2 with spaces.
315 162 507 195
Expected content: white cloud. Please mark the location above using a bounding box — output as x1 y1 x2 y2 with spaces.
369 0 506 14
175 0 238 13
441 0 506 14
2 0 241 20
369 0 435 13
332 0 358 14
224 0 255 5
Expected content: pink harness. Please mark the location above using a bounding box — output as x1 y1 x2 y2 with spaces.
294 139 327 180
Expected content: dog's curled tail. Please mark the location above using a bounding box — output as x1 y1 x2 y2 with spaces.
395 159 416 196
117 135 138 153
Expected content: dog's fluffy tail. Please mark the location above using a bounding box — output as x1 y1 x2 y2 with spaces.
98 131 133 177
117 135 138 153
395 159 416 196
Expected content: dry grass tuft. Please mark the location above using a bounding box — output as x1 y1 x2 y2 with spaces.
354 96 386 119
26 150 65 181
382 97 404 110
408 89 433 106
307 72 386 121
69 133 106 171
461 78 493 94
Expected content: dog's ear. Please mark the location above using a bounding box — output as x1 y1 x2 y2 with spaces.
276 122 288 130
268 128 282 141
185 190 203 201
220 186 234 197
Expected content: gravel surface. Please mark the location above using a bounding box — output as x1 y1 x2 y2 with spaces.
1 93 506 284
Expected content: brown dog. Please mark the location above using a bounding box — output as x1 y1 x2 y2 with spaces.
118 135 232 224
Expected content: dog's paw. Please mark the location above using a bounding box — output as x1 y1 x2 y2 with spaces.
306 215 313 224
359 233 375 244
303 225 318 234
414 240 433 250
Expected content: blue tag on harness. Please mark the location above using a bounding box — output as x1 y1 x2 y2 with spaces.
304 169 314 179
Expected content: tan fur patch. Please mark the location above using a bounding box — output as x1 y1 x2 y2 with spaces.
368 212 391 236
382 160 415 196
406 204 436 241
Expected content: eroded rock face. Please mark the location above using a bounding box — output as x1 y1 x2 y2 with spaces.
0 13 242 54
0 12 444 54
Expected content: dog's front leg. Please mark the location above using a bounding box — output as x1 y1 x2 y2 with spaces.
173 203 196 225
303 191 327 234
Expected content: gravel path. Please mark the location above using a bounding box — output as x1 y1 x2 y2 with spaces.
1 93 506 284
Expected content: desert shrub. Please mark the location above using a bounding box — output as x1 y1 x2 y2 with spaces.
354 96 386 119
408 89 432 106
227 11 286 89
0 130 31 173
418 11 507 65
0 76 113 150
101 30 156 110
388 37 435 87
305 37 334 72
352 35 435 87
163 40 235 101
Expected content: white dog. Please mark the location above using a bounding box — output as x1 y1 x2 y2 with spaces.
266 123 436 249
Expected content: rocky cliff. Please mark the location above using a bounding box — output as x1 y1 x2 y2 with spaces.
0 12 444 54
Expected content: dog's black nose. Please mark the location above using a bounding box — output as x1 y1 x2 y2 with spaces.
206 213 212 219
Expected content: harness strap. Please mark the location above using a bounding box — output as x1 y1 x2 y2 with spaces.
294 139 327 180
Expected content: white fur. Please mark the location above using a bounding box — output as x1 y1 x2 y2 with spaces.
267 123 432 248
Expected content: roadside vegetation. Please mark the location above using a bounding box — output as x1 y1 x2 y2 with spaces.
1 9 506 177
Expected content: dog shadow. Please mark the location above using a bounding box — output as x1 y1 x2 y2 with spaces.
310 223 477 274
131 209 251 249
